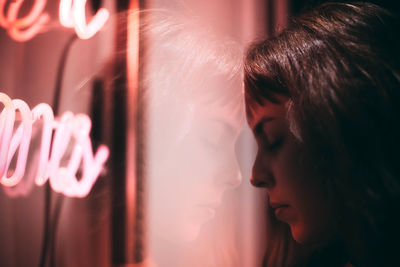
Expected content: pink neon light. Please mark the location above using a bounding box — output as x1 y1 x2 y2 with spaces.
0 92 109 198
59 0 110 40
0 0 49 42
59 0 74 28
0 0 9 27
0 0 109 41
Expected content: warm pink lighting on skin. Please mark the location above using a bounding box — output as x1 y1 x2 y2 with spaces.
0 92 109 198
0 0 109 41
59 0 110 40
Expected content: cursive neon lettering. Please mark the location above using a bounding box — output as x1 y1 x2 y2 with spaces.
0 0 49 42
0 0 109 41
0 92 109 198
59 0 110 40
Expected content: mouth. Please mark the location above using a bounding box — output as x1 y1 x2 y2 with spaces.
195 202 220 222
270 202 289 209
270 202 290 218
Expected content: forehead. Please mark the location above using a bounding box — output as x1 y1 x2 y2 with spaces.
197 101 245 131
246 96 289 129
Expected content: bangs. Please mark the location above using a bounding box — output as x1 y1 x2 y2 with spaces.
244 39 291 105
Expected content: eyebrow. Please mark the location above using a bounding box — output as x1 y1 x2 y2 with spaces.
213 118 236 134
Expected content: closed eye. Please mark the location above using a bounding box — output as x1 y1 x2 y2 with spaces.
265 137 284 152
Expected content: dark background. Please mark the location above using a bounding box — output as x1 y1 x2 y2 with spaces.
291 0 400 16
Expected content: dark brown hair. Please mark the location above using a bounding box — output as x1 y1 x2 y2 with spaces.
245 2 400 266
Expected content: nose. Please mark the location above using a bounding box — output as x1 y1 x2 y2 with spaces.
250 151 275 188
229 170 242 188
217 150 243 188
222 162 242 188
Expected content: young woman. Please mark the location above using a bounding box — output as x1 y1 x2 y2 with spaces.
244 2 400 266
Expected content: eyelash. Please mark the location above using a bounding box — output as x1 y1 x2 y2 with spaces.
265 137 284 152
253 124 284 153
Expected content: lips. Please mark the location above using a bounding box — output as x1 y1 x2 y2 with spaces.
269 202 290 219
195 202 220 222
270 201 289 209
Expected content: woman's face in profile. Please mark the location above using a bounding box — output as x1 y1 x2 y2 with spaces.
246 95 335 245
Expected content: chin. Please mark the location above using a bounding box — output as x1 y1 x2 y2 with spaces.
177 224 202 243
160 220 202 244
289 222 312 244
290 222 330 246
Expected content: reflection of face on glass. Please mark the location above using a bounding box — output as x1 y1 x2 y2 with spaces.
149 92 243 243
144 12 244 243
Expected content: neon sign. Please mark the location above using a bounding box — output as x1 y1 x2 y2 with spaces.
0 92 109 198
59 0 109 39
0 0 110 42
0 0 50 42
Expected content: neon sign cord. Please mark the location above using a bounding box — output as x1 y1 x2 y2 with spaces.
38 34 78 267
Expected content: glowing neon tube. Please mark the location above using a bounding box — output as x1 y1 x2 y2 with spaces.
8 0 48 28
59 0 74 27
0 0 8 27
0 93 15 178
0 0 49 42
0 92 109 198
1 0 109 41
59 0 110 40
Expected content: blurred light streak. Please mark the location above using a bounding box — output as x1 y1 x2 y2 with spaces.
126 0 143 263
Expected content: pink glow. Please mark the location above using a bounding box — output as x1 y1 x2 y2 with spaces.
59 0 75 27
8 0 47 28
0 0 7 27
59 0 110 40
0 92 109 198
0 0 49 42
0 93 15 178
0 0 109 41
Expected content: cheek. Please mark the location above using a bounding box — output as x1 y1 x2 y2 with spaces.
272 135 311 199
274 136 334 244
165 140 221 200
